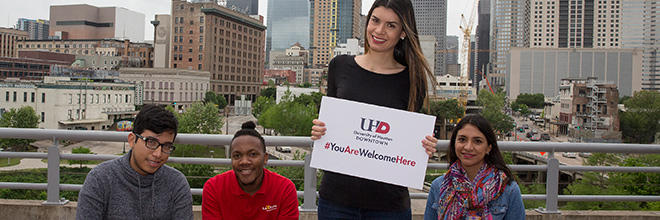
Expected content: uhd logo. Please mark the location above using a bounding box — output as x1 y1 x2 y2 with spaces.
360 118 390 134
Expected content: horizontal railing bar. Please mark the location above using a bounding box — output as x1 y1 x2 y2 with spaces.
0 152 47 159
522 194 547 201
511 164 549 171
0 182 47 190
558 195 660 202
2 128 659 153
560 165 660 173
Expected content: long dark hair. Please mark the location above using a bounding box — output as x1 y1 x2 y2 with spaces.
364 0 435 112
448 114 514 183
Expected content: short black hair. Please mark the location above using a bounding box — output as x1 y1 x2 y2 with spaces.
231 121 265 152
133 104 178 138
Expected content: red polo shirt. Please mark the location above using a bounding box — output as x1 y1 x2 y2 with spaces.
202 168 299 220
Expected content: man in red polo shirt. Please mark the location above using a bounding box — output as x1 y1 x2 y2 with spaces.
202 121 299 220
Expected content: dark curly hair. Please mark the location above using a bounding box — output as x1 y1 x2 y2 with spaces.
231 121 265 152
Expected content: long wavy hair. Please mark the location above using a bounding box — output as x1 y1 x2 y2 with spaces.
448 114 514 183
364 0 435 112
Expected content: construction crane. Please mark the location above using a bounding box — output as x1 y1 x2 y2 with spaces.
458 0 479 107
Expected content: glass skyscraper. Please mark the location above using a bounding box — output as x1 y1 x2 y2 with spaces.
266 0 309 66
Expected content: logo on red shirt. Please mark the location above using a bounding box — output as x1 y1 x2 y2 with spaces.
262 205 278 212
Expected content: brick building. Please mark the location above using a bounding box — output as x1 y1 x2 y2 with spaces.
0 28 28 58
559 77 620 142
170 0 266 105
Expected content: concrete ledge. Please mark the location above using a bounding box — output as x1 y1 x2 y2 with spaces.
2 199 660 220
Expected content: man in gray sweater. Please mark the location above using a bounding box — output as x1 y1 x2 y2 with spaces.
76 104 193 220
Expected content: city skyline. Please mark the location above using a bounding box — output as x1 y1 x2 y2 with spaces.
0 0 467 42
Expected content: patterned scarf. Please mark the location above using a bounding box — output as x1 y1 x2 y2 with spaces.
436 161 508 220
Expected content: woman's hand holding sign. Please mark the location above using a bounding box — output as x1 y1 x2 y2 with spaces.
422 135 438 157
311 119 326 140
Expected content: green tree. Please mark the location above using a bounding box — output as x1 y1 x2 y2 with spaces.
69 146 93 168
293 92 323 112
422 99 464 139
477 90 514 134
259 91 317 136
176 102 224 134
513 93 545 109
252 96 276 118
260 87 276 99
0 106 40 151
299 82 313 88
268 79 276 87
619 95 631 104
202 91 227 109
620 91 660 143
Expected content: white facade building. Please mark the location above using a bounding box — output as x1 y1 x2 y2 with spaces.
119 68 210 112
332 38 364 57
0 77 136 130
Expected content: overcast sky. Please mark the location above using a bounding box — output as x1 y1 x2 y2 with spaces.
0 0 466 41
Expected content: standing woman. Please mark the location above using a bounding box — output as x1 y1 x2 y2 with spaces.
424 114 525 220
310 0 438 218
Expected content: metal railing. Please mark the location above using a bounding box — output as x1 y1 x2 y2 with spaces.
1 128 660 213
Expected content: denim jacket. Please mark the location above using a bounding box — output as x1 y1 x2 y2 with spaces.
424 175 526 220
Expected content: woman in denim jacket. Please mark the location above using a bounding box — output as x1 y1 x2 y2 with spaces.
424 114 525 220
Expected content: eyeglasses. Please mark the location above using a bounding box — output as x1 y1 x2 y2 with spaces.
133 133 176 154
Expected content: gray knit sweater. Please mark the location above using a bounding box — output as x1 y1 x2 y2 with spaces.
76 150 193 220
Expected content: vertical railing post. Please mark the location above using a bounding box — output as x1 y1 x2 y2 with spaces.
301 152 318 211
536 149 560 214
43 137 69 205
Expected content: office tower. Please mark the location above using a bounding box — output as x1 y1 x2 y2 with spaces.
266 0 309 67
309 0 360 66
171 0 266 105
49 4 145 41
412 0 447 76
16 18 49 40
529 0 623 48
490 0 530 87
474 0 491 90
622 0 660 91
226 0 259 15
445 35 459 65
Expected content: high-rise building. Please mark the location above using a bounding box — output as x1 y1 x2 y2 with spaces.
445 35 459 65
621 0 660 91
0 27 28 57
309 0 360 66
49 4 145 41
16 18 49 40
529 0 621 49
170 0 266 105
474 0 491 91
412 0 447 76
226 0 259 15
490 0 530 87
266 0 309 68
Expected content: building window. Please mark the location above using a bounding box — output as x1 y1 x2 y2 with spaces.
5 91 9 101
13 92 17 102
41 112 45 123
41 93 45 103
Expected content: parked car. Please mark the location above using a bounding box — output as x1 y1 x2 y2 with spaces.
530 136 540 141
562 152 578 158
531 129 538 134
523 124 529 130
276 146 292 153
526 132 533 138
579 152 592 158
541 133 551 141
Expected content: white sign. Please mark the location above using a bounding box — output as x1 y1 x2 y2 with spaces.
310 96 436 189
